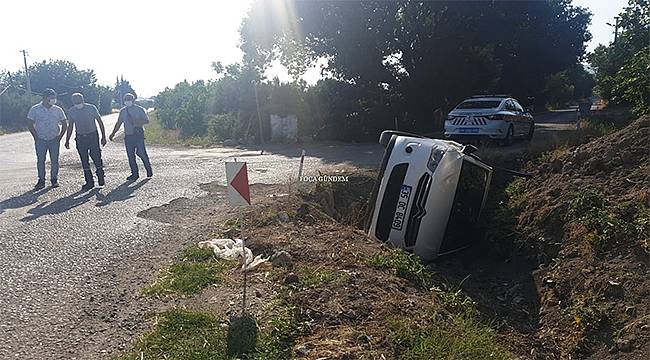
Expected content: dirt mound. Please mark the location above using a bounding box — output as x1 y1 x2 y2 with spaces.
509 116 649 358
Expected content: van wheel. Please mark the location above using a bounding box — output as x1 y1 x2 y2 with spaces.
503 126 514 146
525 122 535 140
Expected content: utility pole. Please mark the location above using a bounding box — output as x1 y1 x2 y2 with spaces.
607 16 620 43
21 50 32 96
253 82 264 145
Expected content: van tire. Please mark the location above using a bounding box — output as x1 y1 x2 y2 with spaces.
379 130 423 147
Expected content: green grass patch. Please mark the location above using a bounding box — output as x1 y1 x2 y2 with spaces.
369 249 434 289
251 301 306 359
143 246 233 297
568 189 647 252
145 111 212 146
564 298 608 356
297 267 346 287
117 301 305 360
385 307 511 360
115 309 228 360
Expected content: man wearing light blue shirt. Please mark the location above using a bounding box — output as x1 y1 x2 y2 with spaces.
109 93 152 181
27 88 68 190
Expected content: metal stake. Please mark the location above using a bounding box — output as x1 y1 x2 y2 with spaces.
240 206 247 315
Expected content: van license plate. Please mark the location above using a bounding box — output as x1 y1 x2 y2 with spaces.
392 185 412 231
459 128 479 134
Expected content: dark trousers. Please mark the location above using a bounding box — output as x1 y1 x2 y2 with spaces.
76 131 104 185
124 133 152 176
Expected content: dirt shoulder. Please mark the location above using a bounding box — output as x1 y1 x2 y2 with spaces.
107 110 647 360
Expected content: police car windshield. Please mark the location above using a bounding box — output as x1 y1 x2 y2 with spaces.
456 100 501 109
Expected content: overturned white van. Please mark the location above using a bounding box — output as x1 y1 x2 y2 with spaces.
366 131 493 262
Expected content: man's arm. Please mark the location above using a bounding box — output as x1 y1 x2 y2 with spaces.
27 120 37 139
65 121 74 149
26 107 37 139
58 119 68 141
109 113 123 141
95 115 107 146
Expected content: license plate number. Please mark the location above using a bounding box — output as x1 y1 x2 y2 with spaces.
459 128 479 134
392 185 412 230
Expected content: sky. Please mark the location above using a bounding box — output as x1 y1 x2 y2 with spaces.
0 0 627 97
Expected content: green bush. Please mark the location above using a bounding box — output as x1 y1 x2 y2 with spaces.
612 46 649 116
369 249 434 289
0 93 36 131
206 113 238 141
156 80 210 134
569 189 647 252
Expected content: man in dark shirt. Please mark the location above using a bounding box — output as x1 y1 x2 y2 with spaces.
65 93 107 191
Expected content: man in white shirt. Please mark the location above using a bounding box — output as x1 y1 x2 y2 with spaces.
27 88 68 190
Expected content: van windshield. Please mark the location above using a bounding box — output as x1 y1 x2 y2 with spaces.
456 100 502 109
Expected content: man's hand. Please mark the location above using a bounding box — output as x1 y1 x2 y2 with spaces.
65 141 70 149
101 137 107 146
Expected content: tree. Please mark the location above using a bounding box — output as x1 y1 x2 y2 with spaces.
241 0 592 134
114 76 137 106
589 0 649 104
612 46 649 115
1 60 114 130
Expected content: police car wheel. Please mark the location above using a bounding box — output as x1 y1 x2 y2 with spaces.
526 122 535 140
503 126 514 146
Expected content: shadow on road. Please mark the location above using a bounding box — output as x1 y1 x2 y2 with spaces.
95 179 150 207
21 188 100 222
0 188 52 215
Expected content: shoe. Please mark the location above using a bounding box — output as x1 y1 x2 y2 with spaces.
51 180 59 188
97 176 105 187
81 183 94 191
34 180 45 190
126 174 139 181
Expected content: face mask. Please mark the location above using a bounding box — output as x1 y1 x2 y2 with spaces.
74 103 84 109
124 101 133 107
49 98 57 106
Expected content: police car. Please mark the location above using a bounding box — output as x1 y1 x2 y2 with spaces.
444 95 534 145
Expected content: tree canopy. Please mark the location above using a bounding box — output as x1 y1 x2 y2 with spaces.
240 0 592 133
588 0 649 115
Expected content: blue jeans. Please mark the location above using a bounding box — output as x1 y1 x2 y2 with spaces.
35 137 60 182
124 134 152 176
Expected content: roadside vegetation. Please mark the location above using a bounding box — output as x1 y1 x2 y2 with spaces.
121 181 518 359
121 110 648 359
143 246 233 297
0 61 137 134
149 0 598 145
484 115 649 357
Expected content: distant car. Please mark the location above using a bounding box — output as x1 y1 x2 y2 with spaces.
444 95 534 145
366 131 493 262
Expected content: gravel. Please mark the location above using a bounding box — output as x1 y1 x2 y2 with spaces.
0 123 381 359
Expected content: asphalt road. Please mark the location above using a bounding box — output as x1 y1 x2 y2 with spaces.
0 110 577 359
